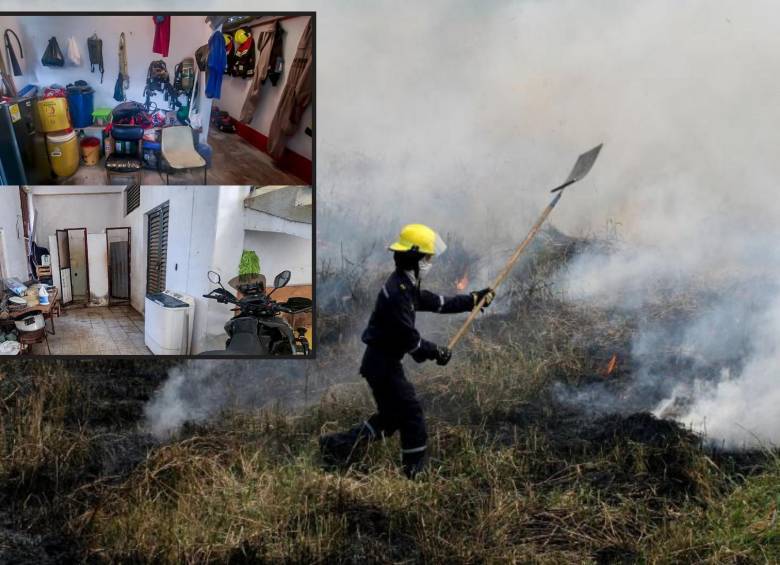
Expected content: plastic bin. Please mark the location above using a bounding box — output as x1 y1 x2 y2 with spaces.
67 85 94 128
37 97 71 132
46 130 79 177
80 137 100 166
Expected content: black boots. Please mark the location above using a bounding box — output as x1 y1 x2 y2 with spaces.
401 446 427 479
319 421 376 467
319 422 428 479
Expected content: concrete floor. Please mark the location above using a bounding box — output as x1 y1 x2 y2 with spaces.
30 304 151 356
62 127 305 186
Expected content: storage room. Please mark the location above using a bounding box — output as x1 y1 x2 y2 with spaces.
0 15 313 186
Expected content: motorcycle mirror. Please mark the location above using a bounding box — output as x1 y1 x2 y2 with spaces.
273 270 292 289
208 270 222 285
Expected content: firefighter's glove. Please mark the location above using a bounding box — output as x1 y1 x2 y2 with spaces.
471 288 495 311
435 345 452 366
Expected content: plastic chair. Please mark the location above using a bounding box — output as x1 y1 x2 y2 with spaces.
161 126 207 184
106 125 145 185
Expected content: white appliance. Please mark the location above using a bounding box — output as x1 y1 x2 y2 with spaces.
144 290 195 355
60 268 72 303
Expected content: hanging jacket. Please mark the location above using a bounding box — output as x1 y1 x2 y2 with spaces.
238 21 277 123
267 19 313 159
205 30 227 98
229 29 255 78
223 33 234 76
152 16 171 57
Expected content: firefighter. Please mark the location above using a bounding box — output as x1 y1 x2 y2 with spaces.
320 224 495 478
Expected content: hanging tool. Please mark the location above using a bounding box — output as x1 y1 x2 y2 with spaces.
4 29 23 76
447 143 604 350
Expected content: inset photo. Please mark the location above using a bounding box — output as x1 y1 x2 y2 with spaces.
0 185 313 357
0 14 313 186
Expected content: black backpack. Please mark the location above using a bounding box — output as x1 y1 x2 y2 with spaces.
87 34 104 83
41 37 64 67
144 60 180 110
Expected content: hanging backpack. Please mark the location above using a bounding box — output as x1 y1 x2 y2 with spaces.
143 59 180 110
4 29 23 76
87 34 104 83
41 37 64 67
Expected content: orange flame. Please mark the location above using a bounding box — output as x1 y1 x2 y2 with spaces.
604 354 618 377
455 272 469 291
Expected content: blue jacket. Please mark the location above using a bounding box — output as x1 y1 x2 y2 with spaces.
206 31 226 98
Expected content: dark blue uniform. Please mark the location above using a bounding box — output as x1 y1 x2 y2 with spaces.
359 269 473 474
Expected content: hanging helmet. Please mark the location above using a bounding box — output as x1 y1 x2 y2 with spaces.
234 28 251 46
389 224 447 256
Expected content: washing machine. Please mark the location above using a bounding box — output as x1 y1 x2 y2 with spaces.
144 290 195 355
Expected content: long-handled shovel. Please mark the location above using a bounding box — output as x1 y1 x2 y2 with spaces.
447 143 604 350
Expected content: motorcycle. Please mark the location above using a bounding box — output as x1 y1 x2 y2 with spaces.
200 269 312 355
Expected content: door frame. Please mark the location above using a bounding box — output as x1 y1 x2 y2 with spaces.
56 227 90 304
106 226 131 305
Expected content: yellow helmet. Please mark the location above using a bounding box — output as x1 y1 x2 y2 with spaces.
234 28 250 45
389 224 447 256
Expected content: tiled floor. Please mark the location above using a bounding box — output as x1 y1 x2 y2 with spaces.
30 304 150 356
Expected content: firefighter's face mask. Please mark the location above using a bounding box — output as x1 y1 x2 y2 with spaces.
418 255 434 275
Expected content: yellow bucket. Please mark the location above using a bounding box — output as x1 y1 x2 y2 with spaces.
37 97 71 133
47 131 79 178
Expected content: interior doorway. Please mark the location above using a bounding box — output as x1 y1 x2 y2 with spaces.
106 227 131 305
56 228 89 306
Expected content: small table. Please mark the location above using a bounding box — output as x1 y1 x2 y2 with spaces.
9 287 60 334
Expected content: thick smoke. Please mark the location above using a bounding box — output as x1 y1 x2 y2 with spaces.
144 360 310 438
80 0 780 444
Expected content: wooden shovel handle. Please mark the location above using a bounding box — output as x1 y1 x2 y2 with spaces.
448 192 562 350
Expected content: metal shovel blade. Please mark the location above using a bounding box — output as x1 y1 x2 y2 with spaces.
551 143 603 192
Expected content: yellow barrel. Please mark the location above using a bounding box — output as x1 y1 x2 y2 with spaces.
37 97 71 132
46 131 80 178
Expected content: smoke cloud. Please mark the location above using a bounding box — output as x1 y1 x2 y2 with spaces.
104 0 780 446
144 360 310 438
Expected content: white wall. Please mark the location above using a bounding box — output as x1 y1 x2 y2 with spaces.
243 230 312 286
126 185 204 314
211 16 312 159
0 187 28 280
0 15 213 141
87 233 108 305
31 187 124 246
105 184 310 354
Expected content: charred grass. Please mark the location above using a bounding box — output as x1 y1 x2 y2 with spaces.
1 233 779 563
